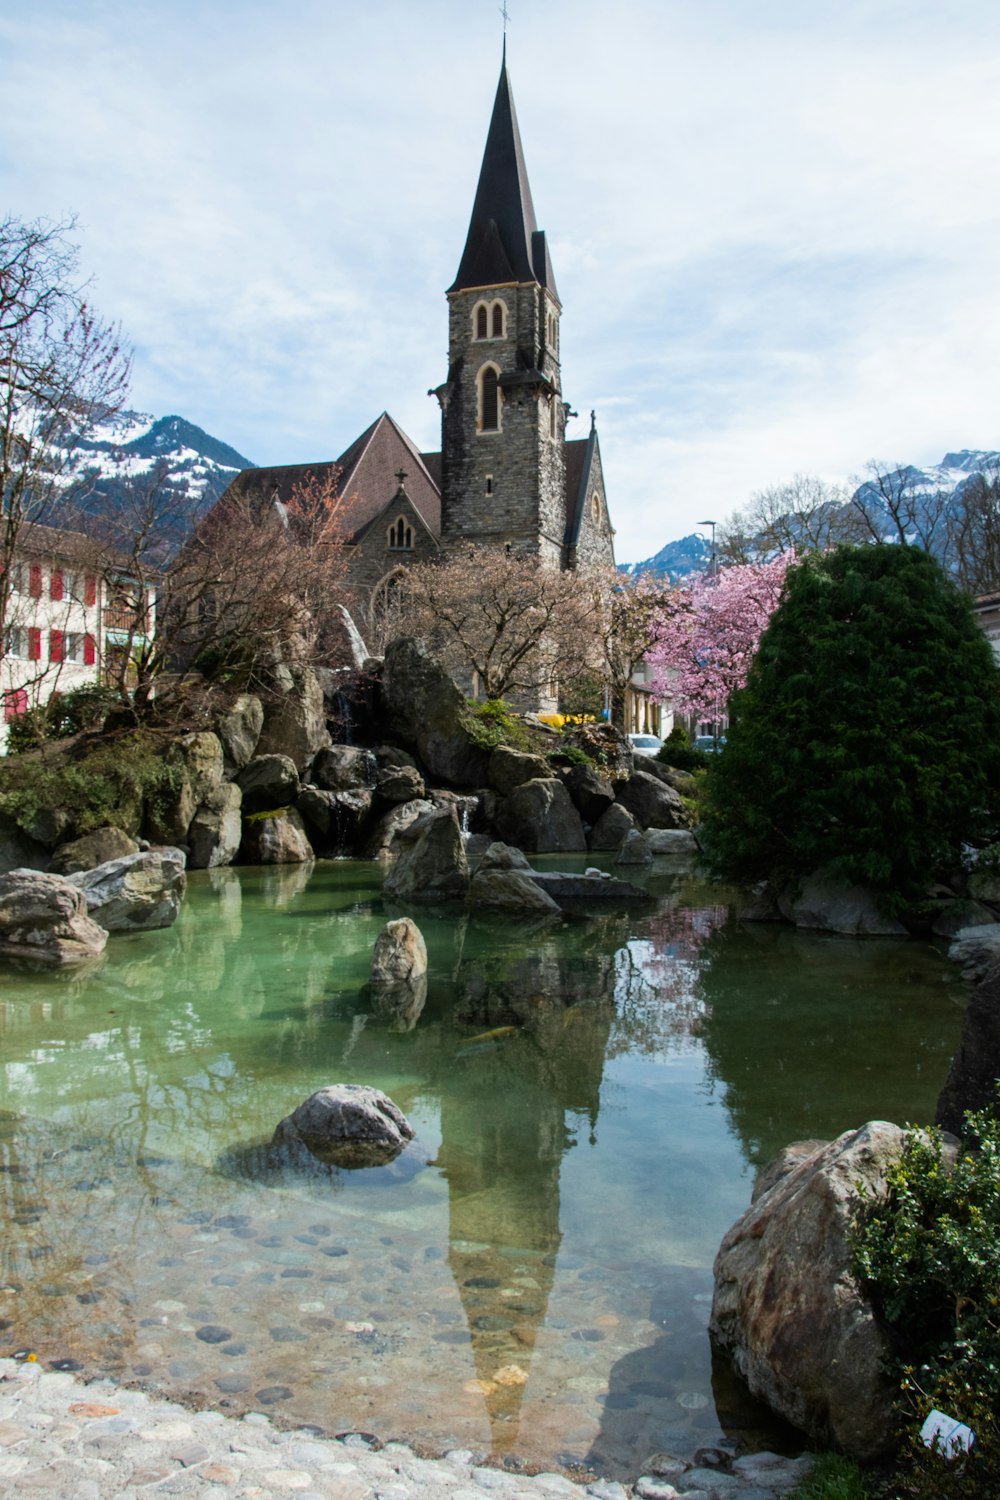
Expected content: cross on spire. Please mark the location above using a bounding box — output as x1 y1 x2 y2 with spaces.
395 468 408 489
499 1 511 32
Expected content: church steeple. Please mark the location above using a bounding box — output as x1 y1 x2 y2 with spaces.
449 57 558 298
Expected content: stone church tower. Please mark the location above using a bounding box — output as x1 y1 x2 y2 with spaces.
433 50 572 568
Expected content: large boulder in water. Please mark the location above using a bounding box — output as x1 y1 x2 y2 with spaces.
371 917 427 986
710 1121 927 1460
496 778 586 854
272 1084 415 1168
616 769 690 830
236 754 299 812
67 848 187 931
240 808 314 865
0 869 108 966
562 763 616 823
381 637 490 788
383 806 469 902
188 784 243 870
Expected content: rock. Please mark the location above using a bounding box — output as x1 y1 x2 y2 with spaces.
216 693 264 771
527 869 653 904
948 922 1000 980
177 732 225 805
371 918 428 986
588 803 638 851
488 746 553 796
188 784 243 870
21 804 74 850
564 721 633 780
777 871 908 937
374 764 425 804
614 829 652 866
364 798 436 861
710 1121 926 1459
468 866 562 914
927 898 997 938
616 770 690 830
969 868 1000 905
256 664 330 771
475 840 532 872
383 807 469 902
272 1084 415 1169
0 869 108 966
297 786 371 853
495 778 587 854
66 848 187 931
937 965 1000 1134
0 813 49 875
239 808 314 865
311 745 377 793
373 744 419 771
643 760 698 797
49 826 139 875
381 637 491 788
562 763 616 822
645 828 700 857
235 754 300 813
145 733 225 846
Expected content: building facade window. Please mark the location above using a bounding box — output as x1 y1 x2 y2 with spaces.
50 568 64 602
28 627 41 661
485 475 493 496
479 365 500 432
29 564 42 599
492 302 504 338
388 518 413 550
592 492 602 523
472 299 506 340
476 304 488 339
4 626 27 659
4 688 27 722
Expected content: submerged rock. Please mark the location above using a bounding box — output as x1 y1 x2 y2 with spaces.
371 918 427 986
272 1084 415 1169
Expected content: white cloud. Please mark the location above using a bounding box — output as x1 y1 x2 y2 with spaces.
1 0 998 561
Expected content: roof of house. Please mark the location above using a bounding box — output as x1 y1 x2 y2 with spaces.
448 56 558 299
221 413 441 542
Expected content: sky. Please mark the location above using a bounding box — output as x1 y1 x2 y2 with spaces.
2 0 999 564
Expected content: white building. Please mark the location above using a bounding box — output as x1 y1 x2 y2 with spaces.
2 523 154 750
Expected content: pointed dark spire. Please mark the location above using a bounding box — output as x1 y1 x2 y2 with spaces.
448 57 558 298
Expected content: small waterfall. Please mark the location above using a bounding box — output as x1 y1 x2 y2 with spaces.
332 688 354 745
458 795 478 839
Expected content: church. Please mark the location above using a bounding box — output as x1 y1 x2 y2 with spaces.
221 48 616 650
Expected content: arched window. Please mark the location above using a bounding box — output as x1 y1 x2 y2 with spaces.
475 304 488 339
388 517 413 550
479 366 500 432
592 492 602 524
492 302 504 338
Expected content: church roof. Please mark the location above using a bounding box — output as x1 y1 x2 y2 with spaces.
221 413 441 542
563 418 605 551
449 56 558 299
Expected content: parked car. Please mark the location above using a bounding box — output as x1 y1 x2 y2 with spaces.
693 735 726 753
627 733 663 757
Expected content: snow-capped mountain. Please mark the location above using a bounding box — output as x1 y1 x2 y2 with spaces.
68 410 254 519
620 532 711 582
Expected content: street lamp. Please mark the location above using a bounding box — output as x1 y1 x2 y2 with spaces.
698 519 717 576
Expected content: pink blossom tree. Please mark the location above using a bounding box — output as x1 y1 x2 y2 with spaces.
647 554 794 721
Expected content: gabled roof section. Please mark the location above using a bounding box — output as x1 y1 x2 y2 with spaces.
449 57 558 298
221 413 441 542
564 416 607 552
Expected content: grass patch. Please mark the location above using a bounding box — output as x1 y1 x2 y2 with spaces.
0 729 184 840
790 1454 869 1500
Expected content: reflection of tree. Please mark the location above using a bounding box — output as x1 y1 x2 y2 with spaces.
607 901 729 1060
695 921 968 1169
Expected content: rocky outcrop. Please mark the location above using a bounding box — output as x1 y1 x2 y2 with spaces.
645 828 700 857
374 764 425 804
937 965 1000 1134
297 787 371 852
495 778 587 853
188 784 243 870
0 869 108 966
616 769 690 830
255 664 330 771
949 922 1000 981
614 829 652 866
468 843 562 914
239 808 314 865
311 745 377 793
380 637 490 788
272 1084 415 1169
145 732 225 846
67 848 187 931
49 826 139 875
216 693 264 771
235 754 299 813
562 763 616 823
777 872 908 937
364 799 436 861
588 802 638 852
565 721 633 780
382 807 469 903
488 746 553 797
0 814 49 877
711 1122 925 1460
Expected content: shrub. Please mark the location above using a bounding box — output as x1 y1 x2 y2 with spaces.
852 1100 1000 1497
0 730 184 839
656 725 709 772
462 698 529 752
701 546 1000 911
5 683 124 753
789 1453 869 1500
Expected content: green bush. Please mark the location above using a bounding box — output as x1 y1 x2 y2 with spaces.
852 1100 1000 1497
546 744 593 768
789 1453 869 1500
701 546 1000 911
656 725 709 772
5 683 124 753
462 698 529 752
0 730 184 839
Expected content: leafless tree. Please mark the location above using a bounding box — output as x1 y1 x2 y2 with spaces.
585 564 680 728
1 217 131 653
946 462 1000 596
849 459 953 553
718 474 861 564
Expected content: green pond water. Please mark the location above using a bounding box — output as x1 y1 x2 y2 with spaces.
0 857 968 1478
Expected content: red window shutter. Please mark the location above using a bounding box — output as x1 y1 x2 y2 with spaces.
28 627 41 661
29 564 42 599
83 633 96 666
50 569 64 602
49 629 63 663
84 574 97 607
4 689 27 722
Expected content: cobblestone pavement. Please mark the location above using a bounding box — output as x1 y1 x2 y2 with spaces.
0 1358 814 1500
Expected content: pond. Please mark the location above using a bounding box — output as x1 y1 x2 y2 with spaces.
0 857 967 1479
